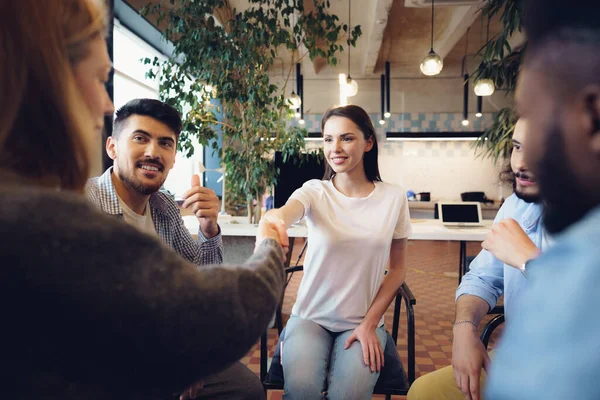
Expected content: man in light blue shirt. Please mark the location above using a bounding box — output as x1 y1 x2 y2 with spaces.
408 119 549 400
485 1 600 399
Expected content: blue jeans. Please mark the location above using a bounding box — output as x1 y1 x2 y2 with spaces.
281 316 387 400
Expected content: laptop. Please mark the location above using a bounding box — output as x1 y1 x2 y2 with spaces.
438 202 483 227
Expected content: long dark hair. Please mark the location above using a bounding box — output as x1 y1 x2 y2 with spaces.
320 105 382 182
499 157 516 188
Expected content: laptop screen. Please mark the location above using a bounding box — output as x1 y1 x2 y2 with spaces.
441 204 480 223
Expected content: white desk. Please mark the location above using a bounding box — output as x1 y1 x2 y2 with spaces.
183 216 490 241
184 216 492 282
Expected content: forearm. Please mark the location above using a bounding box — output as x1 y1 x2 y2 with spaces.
454 294 491 326
362 268 405 328
137 239 285 394
264 208 296 228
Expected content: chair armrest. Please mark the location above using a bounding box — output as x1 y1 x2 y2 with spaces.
479 314 505 350
488 304 504 315
398 282 416 306
284 266 304 274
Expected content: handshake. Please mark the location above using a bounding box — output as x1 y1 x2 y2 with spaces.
255 215 290 260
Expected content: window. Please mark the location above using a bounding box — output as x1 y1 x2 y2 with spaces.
112 20 203 199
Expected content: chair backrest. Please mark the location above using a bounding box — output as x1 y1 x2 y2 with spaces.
480 313 505 349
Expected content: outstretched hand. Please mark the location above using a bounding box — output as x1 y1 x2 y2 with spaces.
255 217 289 261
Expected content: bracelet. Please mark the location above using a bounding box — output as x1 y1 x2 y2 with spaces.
453 320 478 330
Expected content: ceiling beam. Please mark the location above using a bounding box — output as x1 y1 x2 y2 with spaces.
361 0 394 74
435 3 482 59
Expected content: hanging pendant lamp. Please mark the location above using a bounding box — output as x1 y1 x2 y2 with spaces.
344 0 358 97
474 12 495 96
420 0 443 76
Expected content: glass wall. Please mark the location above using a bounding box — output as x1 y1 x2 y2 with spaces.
113 20 203 199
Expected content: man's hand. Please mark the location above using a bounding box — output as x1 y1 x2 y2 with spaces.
182 174 220 238
452 323 491 400
256 218 289 261
344 322 384 373
179 380 203 400
481 218 540 269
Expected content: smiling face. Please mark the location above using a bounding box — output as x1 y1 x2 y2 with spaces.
322 116 374 179
107 115 177 195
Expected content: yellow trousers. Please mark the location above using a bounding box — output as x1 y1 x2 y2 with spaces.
406 358 489 400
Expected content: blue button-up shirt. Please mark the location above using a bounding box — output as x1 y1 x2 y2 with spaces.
456 194 549 319
85 167 223 267
486 205 600 400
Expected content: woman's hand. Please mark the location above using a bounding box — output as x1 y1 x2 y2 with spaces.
255 218 289 260
344 322 384 373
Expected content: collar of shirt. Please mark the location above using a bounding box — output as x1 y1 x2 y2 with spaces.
96 167 170 217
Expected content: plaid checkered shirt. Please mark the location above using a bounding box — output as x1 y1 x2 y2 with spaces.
85 167 223 267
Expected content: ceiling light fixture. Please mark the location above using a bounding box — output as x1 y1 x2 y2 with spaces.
385 61 391 118
474 78 495 96
344 0 358 97
474 13 495 96
380 74 386 126
420 0 443 76
462 73 469 126
288 62 302 110
339 73 348 106
476 95 483 118
287 92 301 110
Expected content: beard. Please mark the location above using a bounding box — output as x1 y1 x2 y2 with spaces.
117 159 166 196
513 176 540 204
538 123 595 234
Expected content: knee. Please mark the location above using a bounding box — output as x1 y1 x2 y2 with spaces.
407 375 429 400
284 375 325 400
407 372 447 400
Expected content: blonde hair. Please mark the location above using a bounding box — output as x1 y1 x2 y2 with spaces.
0 0 108 191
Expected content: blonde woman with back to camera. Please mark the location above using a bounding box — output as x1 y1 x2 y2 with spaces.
0 0 287 398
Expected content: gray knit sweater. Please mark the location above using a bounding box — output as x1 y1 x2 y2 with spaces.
0 179 284 399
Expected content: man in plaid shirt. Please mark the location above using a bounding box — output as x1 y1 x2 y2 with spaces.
86 98 223 267
87 99 263 399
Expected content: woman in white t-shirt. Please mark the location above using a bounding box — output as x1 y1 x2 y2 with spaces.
263 105 412 399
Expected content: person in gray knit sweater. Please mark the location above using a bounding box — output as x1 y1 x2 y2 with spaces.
0 1 287 399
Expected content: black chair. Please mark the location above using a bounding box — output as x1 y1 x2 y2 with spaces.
480 306 505 349
261 266 417 399
462 256 506 348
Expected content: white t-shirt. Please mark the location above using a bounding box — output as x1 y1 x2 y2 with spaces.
289 179 412 332
117 195 157 236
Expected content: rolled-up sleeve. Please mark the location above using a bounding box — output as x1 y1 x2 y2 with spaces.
455 249 505 310
455 200 509 309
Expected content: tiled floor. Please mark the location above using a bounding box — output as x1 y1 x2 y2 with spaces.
240 239 503 400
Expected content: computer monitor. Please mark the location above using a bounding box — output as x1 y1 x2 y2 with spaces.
438 202 483 227
273 151 324 209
